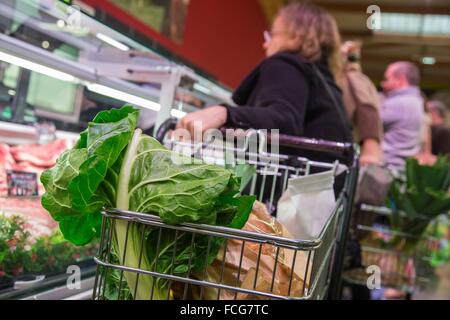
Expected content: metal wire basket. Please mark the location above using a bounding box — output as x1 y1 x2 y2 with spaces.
343 204 447 294
93 119 359 300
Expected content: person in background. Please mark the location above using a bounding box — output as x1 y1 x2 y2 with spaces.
338 41 384 301
415 93 436 166
427 100 450 156
380 61 424 170
176 2 352 156
339 40 383 166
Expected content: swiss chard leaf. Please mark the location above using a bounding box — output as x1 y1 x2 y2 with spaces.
41 106 255 299
41 105 139 244
58 212 102 246
127 135 235 225
226 163 256 192
228 195 256 229
69 107 139 212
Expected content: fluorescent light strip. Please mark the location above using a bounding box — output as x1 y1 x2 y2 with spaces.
86 83 160 111
171 109 187 119
96 32 130 51
0 51 162 113
0 51 77 82
193 83 212 95
422 56 436 65
377 13 450 35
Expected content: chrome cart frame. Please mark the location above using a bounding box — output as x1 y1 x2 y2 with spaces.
92 119 359 300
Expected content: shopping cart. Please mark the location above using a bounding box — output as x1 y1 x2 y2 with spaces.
92 118 359 300
342 203 448 298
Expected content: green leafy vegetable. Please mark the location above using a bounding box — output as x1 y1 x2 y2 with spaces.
40 106 255 300
386 156 450 251
227 164 256 193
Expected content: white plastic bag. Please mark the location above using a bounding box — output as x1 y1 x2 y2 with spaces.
277 169 336 239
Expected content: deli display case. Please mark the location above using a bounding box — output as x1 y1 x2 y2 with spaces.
0 0 232 300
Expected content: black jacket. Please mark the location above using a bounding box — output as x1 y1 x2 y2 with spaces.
431 124 450 156
225 51 352 144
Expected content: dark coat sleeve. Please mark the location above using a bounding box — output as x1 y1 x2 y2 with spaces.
432 126 450 156
225 59 309 135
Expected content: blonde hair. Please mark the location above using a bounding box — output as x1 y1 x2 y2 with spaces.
277 1 342 79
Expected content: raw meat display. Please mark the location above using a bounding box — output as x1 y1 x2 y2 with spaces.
0 137 96 291
0 140 69 197
1 139 69 238
9 139 69 168
0 144 16 197
0 197 57 238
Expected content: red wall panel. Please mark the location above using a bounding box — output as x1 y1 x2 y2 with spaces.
82 0 268 88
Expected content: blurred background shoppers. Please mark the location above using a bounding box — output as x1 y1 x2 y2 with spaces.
338 40 383 166
414 92 437 166
427 100 450 156
338 41 384 300
380 61 424 170
177 2 352 153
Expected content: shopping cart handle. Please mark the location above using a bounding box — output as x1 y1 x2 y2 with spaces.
155 117 355 155
217 128 354 155
267 133 354 155
155 117 178 143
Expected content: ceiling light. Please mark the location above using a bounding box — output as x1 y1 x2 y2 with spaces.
96 33 130 51
421 56 436 65
86 83 160 111
376 13 450 36
0 51 77 82
193 83 211 95
56 19 66 28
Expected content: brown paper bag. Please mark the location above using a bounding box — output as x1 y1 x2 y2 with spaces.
189 201 312 299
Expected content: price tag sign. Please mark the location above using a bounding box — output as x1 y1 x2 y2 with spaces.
6 170 39 197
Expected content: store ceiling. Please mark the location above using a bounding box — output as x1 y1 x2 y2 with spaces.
258 0 450 92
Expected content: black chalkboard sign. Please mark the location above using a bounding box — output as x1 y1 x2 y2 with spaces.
6 170 38 197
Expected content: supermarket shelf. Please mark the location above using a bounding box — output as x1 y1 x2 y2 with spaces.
0 33 161 107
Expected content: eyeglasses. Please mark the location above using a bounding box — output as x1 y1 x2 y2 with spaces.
263 30 290 43
263 30 272 43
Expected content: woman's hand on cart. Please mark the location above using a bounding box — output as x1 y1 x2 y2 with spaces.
360 138 383 167
176 106 228 136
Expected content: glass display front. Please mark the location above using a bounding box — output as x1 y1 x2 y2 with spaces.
0 0 231 299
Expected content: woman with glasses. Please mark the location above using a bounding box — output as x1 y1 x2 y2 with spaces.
177 2 352 155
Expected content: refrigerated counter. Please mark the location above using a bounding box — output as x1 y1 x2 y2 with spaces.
0 0 233 300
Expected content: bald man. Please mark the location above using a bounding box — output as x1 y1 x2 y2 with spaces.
380 61 425 169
